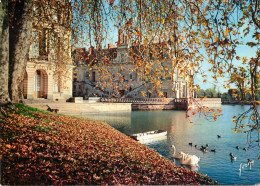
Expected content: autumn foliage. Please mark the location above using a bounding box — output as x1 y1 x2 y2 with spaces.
0 104 217 185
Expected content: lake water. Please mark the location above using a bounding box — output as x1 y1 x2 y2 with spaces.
81 105 260 185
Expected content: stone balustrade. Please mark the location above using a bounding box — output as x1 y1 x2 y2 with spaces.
100 97 176 104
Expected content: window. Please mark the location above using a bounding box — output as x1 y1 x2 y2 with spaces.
182 85 186 98
133 72 137 80
39 29 49 58
53 76 60 92
85 71 89 79
121 54 125 63
30 31 39 58
92 71 96 82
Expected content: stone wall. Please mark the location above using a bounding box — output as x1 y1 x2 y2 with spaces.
26 102 132 115
192 98 222 107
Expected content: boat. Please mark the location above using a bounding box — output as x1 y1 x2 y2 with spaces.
129 130 167 141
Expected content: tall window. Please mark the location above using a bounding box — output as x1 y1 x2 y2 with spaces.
85 71 89 79
121 54 125 63
182 85 186 98
53 75 60 93
39 29 49 58
92 71 96 82
30 31 39 58
129 73 133 80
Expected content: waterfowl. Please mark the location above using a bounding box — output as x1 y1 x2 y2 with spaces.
171 145 182 159
217 135 222 138
247 159 254 165
189 142 193 146
243 147 247 151
211 149 216 152
236 146 239 150
179 152 200 166
239 163 248 175
206 144 209 147
194 144 198 148
229 153 237 161
200 146 208 152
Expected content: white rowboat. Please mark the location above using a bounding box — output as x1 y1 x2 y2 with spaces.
130 130 167 141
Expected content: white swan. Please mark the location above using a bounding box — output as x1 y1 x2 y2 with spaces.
179 152 200 166
171 145 182 159
239 163 248 176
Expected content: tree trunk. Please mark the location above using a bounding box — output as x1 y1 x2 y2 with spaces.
0 0 10 103
9 0 33 103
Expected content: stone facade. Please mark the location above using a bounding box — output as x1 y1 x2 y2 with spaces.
73 30 194 99
23 0 73 101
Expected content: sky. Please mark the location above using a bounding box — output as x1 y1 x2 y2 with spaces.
195 37 259 93
72 1 259 93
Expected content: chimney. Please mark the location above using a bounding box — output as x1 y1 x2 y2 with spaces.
89 46 94 55
124 34 128 45
118 29 123 45
108 44 115 49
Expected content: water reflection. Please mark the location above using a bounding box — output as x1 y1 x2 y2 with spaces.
79 105 260 185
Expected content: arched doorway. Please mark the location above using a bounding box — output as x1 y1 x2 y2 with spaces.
35 69 48 99
23 72 28 99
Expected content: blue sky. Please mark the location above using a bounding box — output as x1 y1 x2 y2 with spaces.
195 38 258 93
73 1 259 93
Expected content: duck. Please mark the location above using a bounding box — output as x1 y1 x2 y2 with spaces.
206 144 209 147
211 149 216 152
229 153 237 161
179 152 200 166
242 147 247 151
189 142 193 146
236 146 239 150
200 145 208 152
194 144 198 148
247 159 254 166
217 135 222 138
171 145 182 159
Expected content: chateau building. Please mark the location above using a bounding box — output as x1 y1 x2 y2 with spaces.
73 30 194 99
23 0 73 101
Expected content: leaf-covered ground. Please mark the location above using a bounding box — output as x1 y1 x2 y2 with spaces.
0 104 218 185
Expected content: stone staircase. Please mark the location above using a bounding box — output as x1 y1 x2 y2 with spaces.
85 81 109 97
122 83 145 98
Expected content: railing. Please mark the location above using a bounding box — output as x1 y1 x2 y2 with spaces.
174 98 188 103
100 97 173 103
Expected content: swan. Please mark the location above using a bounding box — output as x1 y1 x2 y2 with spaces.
179 152 200 166
171 145 182 159
239 163 248 176
243 147 247 151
